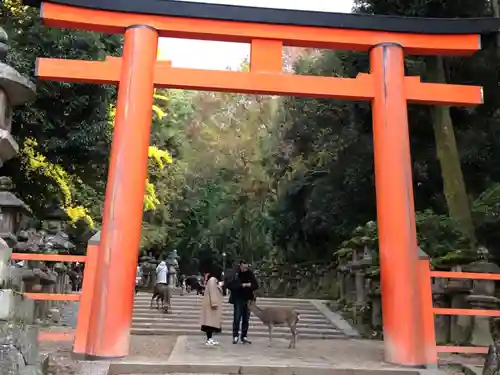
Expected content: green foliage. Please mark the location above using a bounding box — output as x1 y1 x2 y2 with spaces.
1 0 121 233
269 0 500 269
144 91 280 273
5 0 500 282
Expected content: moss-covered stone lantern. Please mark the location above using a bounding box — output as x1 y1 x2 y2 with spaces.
0 176 31 246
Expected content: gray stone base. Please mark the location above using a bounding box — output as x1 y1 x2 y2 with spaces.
0 322 41 375
0 290 35 323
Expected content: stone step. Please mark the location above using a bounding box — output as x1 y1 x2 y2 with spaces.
134 305 318 312
135 293 321 302
131 294 341 340
134 304 320 311
132 322 338 333
130 327 345 339
134 300 318 313
133 309 320 317
132 315 330 324
132 310 326 319
134 300 317 310
109 364 411 375
134 298 316 310
135 295 317 306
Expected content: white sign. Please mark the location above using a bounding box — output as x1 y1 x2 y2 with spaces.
171 0 354 14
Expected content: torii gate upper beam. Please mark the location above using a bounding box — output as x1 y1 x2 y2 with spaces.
36 1 490 55
22 0 500 367
36 56 483 105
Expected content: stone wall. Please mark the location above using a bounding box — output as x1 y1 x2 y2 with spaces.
0 240 41 375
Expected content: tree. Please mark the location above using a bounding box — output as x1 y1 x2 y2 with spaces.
1 0 121 225
355 0 493 253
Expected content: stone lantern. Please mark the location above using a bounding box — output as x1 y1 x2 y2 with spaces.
140 255 158 290
166 249 180 286
345 244 373 306
0 26 43 375
43 200 69 234
40 200 74 254
0 23 36 306
0 28 35 248
0 176 31 246
464 246 500 346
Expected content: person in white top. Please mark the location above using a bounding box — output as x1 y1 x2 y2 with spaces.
156 261 168 285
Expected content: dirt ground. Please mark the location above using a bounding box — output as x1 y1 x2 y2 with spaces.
39 334 179 374
39 334 178 357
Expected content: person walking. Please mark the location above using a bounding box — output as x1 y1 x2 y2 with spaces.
200 268 224 346
178 273 186 295
227 260 259 344
156 260 168 285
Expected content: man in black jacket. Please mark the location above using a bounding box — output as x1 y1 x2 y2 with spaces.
227 260 258 344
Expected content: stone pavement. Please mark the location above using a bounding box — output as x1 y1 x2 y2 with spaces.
37 334 484 375
37 296 484 375
166 335 392 367
106 336 439 375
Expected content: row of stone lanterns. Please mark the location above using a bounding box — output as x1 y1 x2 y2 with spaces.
0 174 74 256
0 25 43 374
336 235 500 347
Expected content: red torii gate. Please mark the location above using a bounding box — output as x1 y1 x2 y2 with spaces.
23 0 498 366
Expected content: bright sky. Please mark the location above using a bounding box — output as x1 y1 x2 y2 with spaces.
158 0 354 70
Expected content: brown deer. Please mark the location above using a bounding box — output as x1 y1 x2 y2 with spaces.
247 300 299 348
150 283 173 313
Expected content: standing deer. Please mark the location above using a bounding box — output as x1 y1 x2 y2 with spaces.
247 300 299 348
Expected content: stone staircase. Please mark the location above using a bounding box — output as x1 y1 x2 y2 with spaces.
132 292 346 339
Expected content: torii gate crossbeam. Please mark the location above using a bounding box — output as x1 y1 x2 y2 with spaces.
22 0 498 367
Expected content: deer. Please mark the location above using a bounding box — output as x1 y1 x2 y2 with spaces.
150 283 173 313
247 299 299 348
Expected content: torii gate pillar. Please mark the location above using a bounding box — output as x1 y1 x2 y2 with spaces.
84 25 158 359
371 43 422 365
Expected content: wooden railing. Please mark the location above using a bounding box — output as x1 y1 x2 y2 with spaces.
9 231 100 348
431 269 500 354
418 254 500 365
10 253 85 302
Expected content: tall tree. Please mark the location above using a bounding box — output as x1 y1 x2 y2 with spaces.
354 0 492 250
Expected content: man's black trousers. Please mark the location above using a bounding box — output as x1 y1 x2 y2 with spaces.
232 300 250 338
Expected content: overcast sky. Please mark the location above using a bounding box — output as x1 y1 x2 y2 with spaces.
157 0 355 69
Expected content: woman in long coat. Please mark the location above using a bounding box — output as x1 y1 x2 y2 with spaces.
200 268 223 346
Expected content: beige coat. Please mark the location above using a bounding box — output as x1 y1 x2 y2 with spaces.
200 277 223 329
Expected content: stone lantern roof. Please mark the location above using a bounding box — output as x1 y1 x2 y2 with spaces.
0 176 31 215
0 27 35 106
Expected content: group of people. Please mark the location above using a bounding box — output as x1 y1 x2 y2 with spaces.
148 256 259 347
200 260 259 347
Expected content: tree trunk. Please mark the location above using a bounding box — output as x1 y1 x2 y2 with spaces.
427 56 477 251
492 0 500 48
